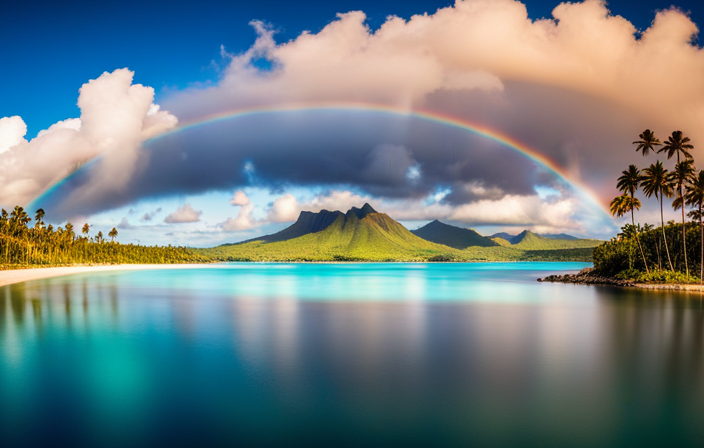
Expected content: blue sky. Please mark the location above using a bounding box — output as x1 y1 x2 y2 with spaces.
2 0 704 245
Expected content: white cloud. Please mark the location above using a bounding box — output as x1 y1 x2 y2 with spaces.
221 191 257 230
229 190 251 206
267 194 300 222
0 68 177 209
164 204 202 223
0 116 27 154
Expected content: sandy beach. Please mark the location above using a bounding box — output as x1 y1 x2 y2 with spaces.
0 264 213 288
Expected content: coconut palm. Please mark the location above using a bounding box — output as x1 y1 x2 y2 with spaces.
108 227 118 242
633 129 662 157
685 170 704 284
34 208 45 229
672 159 696 276
660 131 694 162
641 161 674 271
616 165 649 272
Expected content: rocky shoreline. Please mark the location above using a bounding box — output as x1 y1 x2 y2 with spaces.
538 267 704 291
537 267 635 287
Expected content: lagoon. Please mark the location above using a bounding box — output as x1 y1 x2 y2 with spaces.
2 262 704 447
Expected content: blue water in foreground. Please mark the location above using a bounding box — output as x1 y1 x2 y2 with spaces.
2 262 704 447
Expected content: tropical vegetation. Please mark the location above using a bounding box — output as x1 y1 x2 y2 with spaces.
0 206 209 267
596 129 704 283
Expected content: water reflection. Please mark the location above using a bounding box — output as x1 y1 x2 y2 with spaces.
1 265 704 446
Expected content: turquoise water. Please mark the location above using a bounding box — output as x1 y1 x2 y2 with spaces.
2 262 704 447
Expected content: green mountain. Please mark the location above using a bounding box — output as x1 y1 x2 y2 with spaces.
510 230 601 250
491 231 579 243
200 205 601 262
412 220 497 249
205 204 463 262
541 233 578 240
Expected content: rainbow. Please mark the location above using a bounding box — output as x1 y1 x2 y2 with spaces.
30 102 609 216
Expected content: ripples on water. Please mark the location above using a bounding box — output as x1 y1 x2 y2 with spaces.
1 263 704 447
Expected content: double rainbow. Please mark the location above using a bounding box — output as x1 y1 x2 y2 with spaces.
30 102 609 217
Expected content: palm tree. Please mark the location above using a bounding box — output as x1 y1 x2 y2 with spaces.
616 165 649 272
633 129 662 156
672 159 696 276
660 131 694 162
108 227 118 242
641 161 674 271
34 208 45 229
685 170 704 284
660 131 694 274
82 223 90 237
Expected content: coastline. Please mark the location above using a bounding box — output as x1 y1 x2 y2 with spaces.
538 268 704 292
0 264 214 288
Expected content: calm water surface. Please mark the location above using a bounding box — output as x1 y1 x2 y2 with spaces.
2 262 704 447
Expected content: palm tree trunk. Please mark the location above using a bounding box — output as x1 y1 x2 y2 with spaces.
631 196 649 273
699 202 704 286
682 188 689 277
660 191 674 271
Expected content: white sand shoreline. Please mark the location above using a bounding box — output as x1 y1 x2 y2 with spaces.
0 264 215 287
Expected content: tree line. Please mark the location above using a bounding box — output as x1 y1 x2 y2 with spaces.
0 206 209 267
597 130 704 283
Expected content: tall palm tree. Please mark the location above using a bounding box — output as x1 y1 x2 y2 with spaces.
660 131 694 274
685 170 704 284
616 165 649 272
672 159 696 276
633 129 662 156
108 227 118 242
641 161 674 271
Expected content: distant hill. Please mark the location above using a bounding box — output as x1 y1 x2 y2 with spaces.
540 233 578 240
491 232 516 241
412 220 497 249
491 231 579 242
201 206 601 262
510 230 601 250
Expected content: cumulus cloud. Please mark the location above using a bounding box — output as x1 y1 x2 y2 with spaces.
0 117 28 154
229 190 251 206
221 190 257 230
164 204 202 223
0 68 177 211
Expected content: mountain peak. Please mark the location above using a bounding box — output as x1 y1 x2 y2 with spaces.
412 220 497 249
348 203 378 219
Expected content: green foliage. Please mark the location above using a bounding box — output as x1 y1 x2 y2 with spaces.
616 269 698 284
0 206 209 267
594 222 703 278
